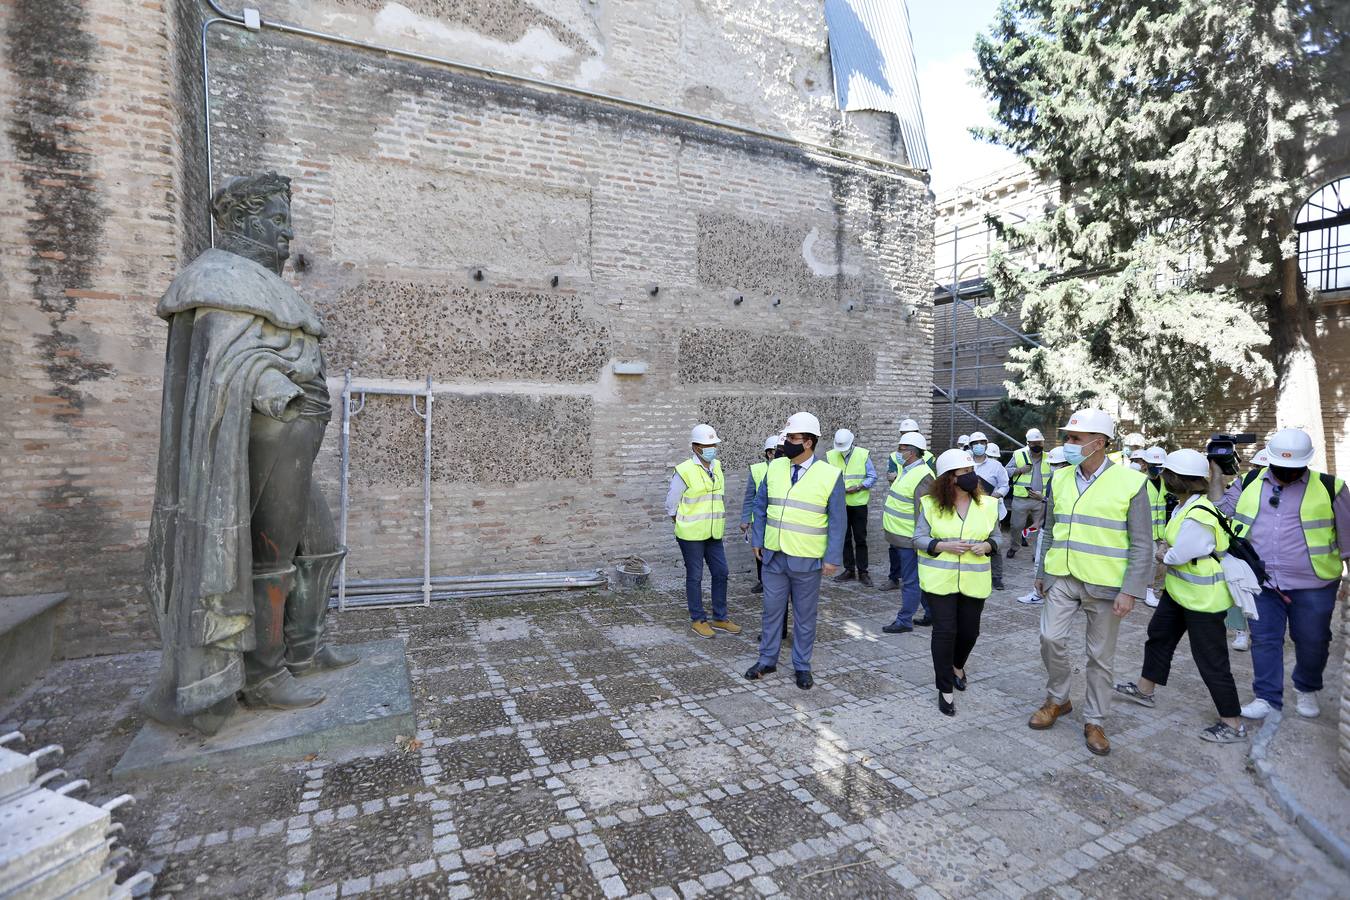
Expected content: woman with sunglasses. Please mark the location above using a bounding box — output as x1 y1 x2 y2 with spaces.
913 448 1000 716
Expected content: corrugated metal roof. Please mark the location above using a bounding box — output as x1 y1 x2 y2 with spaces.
824 0 930 171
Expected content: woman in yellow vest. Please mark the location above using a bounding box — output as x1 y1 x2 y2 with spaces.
1114 450 1246 743
913 449 999 717
665 424 741 639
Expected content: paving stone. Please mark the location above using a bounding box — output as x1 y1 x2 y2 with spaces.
322 753 423 807
535 717 630 762
151 833 292 899
695 692 783 729
439 698 512 736
464 838 604 898
499 658 574 691
308 805 434 884
434 733 535 783
798 764 918 822
661 665 740 698
444 779 566 850
772 844 909 898
515 684 598 722
415 666 492 699
602 811 725 894
625 706 710 746
563 759 671 812
570 651 645 680
705 784 832 857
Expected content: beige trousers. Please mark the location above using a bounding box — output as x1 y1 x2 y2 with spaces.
1040 575 1122 724
1009 497 1044 535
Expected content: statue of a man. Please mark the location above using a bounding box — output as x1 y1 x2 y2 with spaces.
142 172 356 735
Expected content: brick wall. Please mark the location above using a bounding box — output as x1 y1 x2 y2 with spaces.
0 0 934 656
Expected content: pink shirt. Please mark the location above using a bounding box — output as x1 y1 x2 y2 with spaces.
1219 470 1350 590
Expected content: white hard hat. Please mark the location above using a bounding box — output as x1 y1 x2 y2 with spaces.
1143 446 1166 465
1026 428 1045 442
1047 446 1067 465
1251 448 1271 467
957 434 970 446
1163 448 1209 478
898 417 920 432
1124 432 1146 448
763 434 781 451
986 442 1001 459
968 431 988 443
1267 428 1314 466
1062 408 1116 439
935 448 976 477
833 428 854 452
898 431 927 452
1129 448 1146 460
783 411 821 437
690 423 721 445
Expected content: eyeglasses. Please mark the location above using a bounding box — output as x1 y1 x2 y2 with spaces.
1269 484 1282 508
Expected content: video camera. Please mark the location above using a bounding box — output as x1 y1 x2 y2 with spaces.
1206 432 1257 477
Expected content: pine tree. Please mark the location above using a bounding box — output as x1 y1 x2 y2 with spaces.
973 0 1348 457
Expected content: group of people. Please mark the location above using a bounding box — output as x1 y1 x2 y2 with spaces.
666 409 1348 757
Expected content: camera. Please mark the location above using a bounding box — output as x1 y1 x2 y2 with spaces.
1205 432 1256 476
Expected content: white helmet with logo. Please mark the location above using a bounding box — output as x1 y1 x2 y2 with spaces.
1047 446 1067 465
1143 446 1166 465
898 431 927 452
1266 428 1315 466
1062 409 1116 439
1026 428 1045 442
898 417 920 432
833 428 854 452
1163 448 1209 478
763 434 782 451
986 442 1001 459
935 448 976 477
690 424 721 445
783 411 821 437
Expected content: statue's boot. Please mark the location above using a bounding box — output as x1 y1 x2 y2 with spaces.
286 548 359 678
241 567 326 709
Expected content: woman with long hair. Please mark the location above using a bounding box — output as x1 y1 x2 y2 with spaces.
1114 449 1246 743
914 449 1000 716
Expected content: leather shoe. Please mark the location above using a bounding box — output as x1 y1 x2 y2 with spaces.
913 615 934 627
881 622 913 634
953 671 967 692
795 670 813 690
1084 724 1111 756
1006 547 1017 559
938 694 956 717
879 579 900 592
992 578 1005 591
833 569 856 583
744 663 777 681
751 582 764 594
1028 697 1073 730
858 572 873 587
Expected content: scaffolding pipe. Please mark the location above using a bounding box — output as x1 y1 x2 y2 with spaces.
345 571 602 588
929 384 1019 445
412 376 434 607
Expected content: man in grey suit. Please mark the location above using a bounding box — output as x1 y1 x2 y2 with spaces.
745 411 847 690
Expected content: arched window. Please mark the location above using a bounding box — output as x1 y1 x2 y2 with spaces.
1297 178 1350 293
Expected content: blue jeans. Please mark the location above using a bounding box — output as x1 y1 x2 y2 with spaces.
1250 584 1338 708
757 552 819 672
676 537 728 622
890 547 928 626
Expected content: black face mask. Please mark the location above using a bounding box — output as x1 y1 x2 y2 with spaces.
1270 465 1307 484
1148 465 1162 477
954 472 981 494
781 440 806 459
1029 445 1043 455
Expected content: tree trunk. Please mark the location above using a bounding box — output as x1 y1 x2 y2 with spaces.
1269 252 1326 471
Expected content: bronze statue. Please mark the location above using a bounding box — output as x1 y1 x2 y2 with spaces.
142 172 356 735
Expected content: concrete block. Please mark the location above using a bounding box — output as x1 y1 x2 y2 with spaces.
0 593 67 699
112 639 414 779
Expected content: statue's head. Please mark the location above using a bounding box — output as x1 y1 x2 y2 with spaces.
211 172 293 275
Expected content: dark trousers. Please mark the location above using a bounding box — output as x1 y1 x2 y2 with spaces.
1141 593 1240 718
676 537 728 622
928 591 985 693
756 554 762 583
841 504 868 573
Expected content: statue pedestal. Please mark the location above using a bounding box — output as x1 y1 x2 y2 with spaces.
113 638 414 780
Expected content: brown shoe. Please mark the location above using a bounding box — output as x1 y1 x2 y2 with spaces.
1028 697 1073 730
1084 724 1111 756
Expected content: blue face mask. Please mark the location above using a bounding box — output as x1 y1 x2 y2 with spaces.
699 447 718 463
1062 443 1087 467
970 443 986 457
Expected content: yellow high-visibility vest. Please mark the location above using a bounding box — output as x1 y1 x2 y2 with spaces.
1146 477 1167 541
1233 469 1344 581
1044 463 1147 588
883 460 933 538
826 446 871 506
763 458 840 559
916 494 999 599
1010 448 1052 499
674 458 725 541
1164 496 1231 613
747 460 769 526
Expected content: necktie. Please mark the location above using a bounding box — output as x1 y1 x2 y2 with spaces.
791 465 801 485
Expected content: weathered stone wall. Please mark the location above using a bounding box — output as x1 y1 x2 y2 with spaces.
0 0 933 656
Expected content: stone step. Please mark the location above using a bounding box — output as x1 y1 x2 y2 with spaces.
0 593 68 700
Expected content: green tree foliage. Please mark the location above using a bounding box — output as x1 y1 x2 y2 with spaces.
973 0 1349 428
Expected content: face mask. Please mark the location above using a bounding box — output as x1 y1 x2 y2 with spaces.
781 440 806 459
1270 464 1306 484
1147 465 1162 477
1062 444 1087 467
699 447 717 463
1029 445 1043 455
954 472 981 494
970 444 986 457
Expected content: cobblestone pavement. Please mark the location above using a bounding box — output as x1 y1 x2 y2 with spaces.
3 545 1348 899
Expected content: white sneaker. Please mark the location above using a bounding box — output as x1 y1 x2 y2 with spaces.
1240 698 1275 720
1016 590 1043 605
1295 690 1321 718
1231 631 1250 651
1143 589 1160 608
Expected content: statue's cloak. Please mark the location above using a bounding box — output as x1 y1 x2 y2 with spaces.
142 248 326 721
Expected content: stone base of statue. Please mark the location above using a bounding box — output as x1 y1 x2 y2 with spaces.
112 639 412 780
